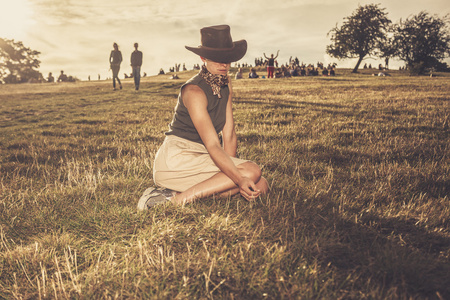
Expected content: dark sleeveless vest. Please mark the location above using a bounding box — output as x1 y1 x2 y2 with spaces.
165 73 229 144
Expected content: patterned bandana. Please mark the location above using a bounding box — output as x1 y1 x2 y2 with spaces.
199 65 229 99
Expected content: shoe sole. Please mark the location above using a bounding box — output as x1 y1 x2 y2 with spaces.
137 187 156 210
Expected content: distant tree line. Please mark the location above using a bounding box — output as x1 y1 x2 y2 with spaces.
326 4 450 74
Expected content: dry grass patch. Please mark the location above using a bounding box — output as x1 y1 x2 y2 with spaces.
1 71 449 299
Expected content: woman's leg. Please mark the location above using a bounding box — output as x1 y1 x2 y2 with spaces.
112 67 122 89
133 66 140 90
171 161 269 205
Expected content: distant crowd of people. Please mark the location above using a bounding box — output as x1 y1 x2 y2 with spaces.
168 63 187 73
158 63 202 75
42 47 405 88
46 70 77 83
157 53 338 81
363 63 389 71
234 52 337 79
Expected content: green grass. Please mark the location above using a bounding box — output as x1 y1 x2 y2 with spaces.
1 69 449 299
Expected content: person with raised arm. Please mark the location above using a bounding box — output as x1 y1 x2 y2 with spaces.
263 50 279 78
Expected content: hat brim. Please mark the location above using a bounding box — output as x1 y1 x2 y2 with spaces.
185 40 247 63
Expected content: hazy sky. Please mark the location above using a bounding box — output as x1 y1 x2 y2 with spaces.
1 0 449 80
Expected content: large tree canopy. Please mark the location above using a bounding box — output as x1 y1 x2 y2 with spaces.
393 12 450 74
326 4 392 73
0 38 43 84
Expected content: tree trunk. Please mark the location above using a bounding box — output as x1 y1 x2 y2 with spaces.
352 56 364 73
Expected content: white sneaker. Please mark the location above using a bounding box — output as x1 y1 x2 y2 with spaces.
137 187 173 210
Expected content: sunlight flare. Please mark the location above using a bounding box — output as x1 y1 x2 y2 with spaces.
0 0 34 39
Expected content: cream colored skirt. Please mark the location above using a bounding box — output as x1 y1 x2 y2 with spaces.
153 135 248 192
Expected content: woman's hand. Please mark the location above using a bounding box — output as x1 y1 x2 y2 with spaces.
237 177 261 201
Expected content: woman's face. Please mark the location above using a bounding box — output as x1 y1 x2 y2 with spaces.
202 58 230 76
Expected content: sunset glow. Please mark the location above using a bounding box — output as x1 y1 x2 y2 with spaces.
0 0 34 39
0 0 448 80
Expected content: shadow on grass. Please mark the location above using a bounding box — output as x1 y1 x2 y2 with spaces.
235 97 346 109
255 187 450 299
314 203 449 298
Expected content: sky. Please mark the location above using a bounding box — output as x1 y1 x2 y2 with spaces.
0 0 449 81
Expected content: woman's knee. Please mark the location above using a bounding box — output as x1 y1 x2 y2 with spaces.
238 161 262 182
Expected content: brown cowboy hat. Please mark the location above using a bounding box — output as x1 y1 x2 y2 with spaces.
185 25 247 63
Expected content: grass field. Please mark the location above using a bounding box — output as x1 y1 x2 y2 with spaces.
1 68 449 299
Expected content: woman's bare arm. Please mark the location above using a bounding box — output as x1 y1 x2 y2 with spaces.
181 84 259 196
274 50 280 59
222 80 237 157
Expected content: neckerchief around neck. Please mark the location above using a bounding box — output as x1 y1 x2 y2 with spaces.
199 65 229 99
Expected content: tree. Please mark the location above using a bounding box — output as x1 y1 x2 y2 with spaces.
393 12 450 75
0 38 43 83
378 26 397 69
326 4 392 73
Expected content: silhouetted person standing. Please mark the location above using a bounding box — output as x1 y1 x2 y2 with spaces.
109 42 123 90
130 43 143 90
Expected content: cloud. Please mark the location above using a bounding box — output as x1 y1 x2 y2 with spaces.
21 0 450 80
